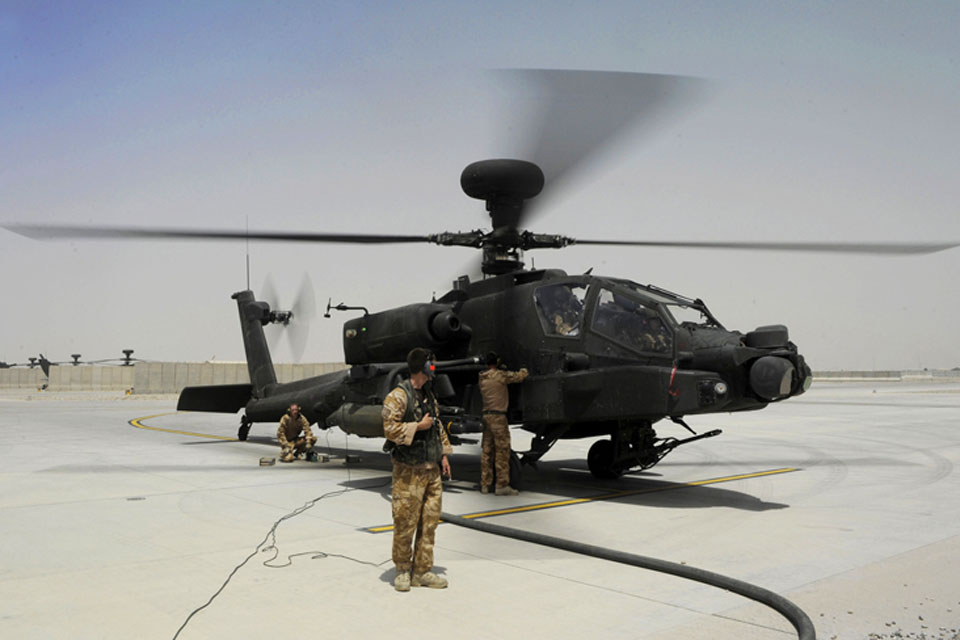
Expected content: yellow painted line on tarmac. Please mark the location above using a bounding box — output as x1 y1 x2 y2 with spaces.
367 525 396 533
129 412 238 441
365 467 798 533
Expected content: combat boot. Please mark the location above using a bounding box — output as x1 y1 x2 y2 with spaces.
393 571 411 592
495 486 519 496
280 453 295 463
412 572 448 589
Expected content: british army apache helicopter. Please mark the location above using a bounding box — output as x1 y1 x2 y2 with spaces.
6 71 956 479
201 156 817 481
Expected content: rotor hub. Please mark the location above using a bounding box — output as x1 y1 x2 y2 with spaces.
459 159 545 274
481 245 525 275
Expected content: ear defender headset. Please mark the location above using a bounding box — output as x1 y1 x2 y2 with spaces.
406 348 435 378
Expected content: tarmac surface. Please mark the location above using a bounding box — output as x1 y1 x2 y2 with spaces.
1 380 959 640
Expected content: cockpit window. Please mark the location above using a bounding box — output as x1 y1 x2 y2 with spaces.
613 279 722 329
534 283 587 337
662 303 718 328
592 288 673 354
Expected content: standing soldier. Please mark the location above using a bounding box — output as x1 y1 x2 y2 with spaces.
382 347 452 592
277 403 316 462
478 351 528 495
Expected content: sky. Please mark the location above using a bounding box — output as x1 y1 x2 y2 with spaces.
2 1 958 371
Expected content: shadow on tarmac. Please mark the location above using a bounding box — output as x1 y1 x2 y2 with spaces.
377 565 449 585
330 450 791 512
126 420 792 511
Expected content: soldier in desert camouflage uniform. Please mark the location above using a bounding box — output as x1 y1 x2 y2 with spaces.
478 351 528 495
277 404 316 462
382 348 452 592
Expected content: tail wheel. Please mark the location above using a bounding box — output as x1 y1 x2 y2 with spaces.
588 439 620 479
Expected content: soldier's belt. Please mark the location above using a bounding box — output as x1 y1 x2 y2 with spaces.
482 410 507 415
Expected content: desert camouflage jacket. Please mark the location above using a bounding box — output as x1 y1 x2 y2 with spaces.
382 382 453 456
478 367 529 413
277 413 311 445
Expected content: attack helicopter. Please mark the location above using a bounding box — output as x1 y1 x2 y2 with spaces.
6 70 957 479
190 156 818 480
185 154 816 481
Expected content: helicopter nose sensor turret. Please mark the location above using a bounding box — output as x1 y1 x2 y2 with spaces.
749 355 796 401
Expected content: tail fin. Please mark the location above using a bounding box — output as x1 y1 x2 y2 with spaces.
232 290 277 397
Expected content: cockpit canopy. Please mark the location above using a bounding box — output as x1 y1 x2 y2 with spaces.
532 278 722 357
593 287 672 354
533 283 588 337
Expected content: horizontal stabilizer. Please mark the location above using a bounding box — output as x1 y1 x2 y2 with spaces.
177 384 252 413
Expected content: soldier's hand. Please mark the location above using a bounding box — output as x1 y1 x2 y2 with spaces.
441 455 451 480
417 413 434 431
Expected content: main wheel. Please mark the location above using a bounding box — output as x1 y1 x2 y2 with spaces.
587 439 619 479
238 418 251 441
508 449 523 489
490 449 524 490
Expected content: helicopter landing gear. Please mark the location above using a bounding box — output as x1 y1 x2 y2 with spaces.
587 439 618 479
587 422 655 479
238 415 252 441
490 450 524 490
520 424 571 468
587 421 723 479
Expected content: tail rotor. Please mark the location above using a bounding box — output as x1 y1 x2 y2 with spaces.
259 272 316 362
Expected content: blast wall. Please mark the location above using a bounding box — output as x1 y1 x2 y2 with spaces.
49 365 135 390
0 362 348 393
0 368 46 389
131 362 348 394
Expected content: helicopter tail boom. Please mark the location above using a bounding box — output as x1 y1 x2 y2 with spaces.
232 290 278 396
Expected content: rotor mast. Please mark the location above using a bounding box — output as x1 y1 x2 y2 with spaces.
458 159 549 275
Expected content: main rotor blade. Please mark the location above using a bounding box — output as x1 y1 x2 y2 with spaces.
499 69 706 223
3 224 433 244
572 238 959 255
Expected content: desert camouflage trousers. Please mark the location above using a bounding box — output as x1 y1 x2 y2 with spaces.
481 414 511 489
280 434 317 462
391 462 443 574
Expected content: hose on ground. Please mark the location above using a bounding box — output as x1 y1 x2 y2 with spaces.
441 511 815 640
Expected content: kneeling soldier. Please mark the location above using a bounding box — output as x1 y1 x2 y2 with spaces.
277 404 316 462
